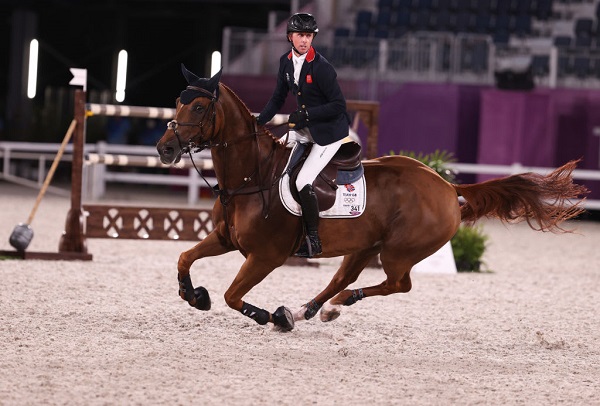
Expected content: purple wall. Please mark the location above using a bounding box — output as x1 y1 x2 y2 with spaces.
379 82 482 162
223 74 598 197
478 88 600 196
478 88 600 169
478 90 553 167
224 75 483 161
222 74 296 113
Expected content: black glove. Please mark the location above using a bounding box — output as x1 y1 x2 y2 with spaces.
256 114 268 126
288 109 309 129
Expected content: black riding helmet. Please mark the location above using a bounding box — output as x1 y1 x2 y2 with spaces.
287 13 319 39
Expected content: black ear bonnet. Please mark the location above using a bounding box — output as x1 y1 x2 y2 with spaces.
180 63 222 104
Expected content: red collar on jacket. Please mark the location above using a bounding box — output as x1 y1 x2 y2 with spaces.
287 46 316 62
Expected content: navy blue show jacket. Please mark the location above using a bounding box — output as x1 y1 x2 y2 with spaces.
257 47 351 146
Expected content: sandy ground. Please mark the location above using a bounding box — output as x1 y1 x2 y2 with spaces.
0 180 599 405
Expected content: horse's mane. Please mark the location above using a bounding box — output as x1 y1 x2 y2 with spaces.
220 83 252 116
220 83 279 142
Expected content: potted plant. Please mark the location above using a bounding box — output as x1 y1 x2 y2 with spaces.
450 225 488 272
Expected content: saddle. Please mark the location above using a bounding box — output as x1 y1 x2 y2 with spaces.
288 141 364 212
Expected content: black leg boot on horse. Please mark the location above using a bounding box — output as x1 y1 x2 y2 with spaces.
295 184 322 258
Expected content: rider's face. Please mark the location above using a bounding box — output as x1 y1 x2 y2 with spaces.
289 32 314 55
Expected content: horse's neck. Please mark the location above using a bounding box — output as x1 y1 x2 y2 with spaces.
211 133 284 193
211 92 283 191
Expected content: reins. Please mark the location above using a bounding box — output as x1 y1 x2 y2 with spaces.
167 112 287 209
169 97 291 219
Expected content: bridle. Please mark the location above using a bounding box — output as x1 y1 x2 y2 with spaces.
166 86 219 156
165 86 290 218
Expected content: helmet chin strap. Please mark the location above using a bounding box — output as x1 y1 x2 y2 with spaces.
292 45 306 56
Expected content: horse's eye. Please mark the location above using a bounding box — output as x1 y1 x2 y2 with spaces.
194 104 204 112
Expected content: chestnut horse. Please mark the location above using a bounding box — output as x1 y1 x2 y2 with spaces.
157 68 587 331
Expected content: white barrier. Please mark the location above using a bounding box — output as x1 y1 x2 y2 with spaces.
81 103 291 203
86 102 289 125
0 103 290 204
83 141 216 203
3 140 598 209
87 103 175 119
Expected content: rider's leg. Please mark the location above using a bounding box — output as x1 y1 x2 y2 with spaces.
295 183 321 257
294 138 344 257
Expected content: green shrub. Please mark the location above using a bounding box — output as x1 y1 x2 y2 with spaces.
391 149 456 183
451 225 488 272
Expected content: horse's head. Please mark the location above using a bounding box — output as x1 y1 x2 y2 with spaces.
157 64 223 164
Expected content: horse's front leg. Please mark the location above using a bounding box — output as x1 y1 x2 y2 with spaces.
178 230 233 310
223 254 295 331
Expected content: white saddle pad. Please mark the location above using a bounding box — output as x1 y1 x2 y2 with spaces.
279 144 366 219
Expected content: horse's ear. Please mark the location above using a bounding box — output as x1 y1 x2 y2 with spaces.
181 63 201 85
206 68 222 93
179 64 222 102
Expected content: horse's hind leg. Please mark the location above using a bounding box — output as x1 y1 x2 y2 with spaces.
293 249 378 322
322 255 413 322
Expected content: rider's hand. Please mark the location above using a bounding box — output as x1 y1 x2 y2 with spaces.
255 115 267 126
288 109 308 129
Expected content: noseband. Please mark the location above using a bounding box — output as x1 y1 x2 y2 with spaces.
166 86 219 157
165 85 288 220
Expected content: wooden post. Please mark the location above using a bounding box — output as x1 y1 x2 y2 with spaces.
346 101 379 159
59 89 91 259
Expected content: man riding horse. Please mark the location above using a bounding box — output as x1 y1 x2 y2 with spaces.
257 13 352 258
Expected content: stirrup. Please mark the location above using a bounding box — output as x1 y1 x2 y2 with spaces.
294 233 322 258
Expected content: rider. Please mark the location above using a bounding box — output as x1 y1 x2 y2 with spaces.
256 12 352 258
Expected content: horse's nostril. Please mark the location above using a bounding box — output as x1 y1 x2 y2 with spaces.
159 146 176 164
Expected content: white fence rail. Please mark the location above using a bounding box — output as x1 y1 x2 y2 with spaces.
0 141 216 204
84 142 215 204
0 109 291 205
2 141 598 208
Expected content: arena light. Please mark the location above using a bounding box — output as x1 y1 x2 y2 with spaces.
211 51 221 77
27 39 39 99
115 49 128 103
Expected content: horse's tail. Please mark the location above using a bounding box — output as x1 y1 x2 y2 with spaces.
452 160 589 232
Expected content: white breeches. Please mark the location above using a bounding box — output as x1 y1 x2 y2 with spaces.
287 128 344 191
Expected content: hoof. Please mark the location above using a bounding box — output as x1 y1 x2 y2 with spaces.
272 306 295 332
193 286 211 311
320 303 341 322
292 305 307 322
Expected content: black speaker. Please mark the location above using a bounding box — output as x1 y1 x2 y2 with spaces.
494 55 535 91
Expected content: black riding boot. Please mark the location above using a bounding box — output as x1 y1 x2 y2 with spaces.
295 184 322 258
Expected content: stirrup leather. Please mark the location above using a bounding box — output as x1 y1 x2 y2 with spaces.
295 231 322 258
